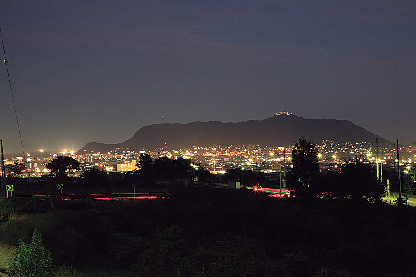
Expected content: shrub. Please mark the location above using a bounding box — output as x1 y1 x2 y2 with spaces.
9 229 52 277
0 198 17 222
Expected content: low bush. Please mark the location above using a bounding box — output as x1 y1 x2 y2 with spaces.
9 229 52 277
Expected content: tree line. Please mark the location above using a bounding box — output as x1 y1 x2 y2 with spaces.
287 137 385 203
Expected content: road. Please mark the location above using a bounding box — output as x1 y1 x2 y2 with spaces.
383 194 416 207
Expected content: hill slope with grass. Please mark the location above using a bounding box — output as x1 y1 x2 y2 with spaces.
0 188 414 276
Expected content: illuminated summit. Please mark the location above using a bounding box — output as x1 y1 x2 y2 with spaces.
275 107 293 116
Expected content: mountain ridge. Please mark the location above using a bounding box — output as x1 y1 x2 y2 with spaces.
80 115 388 153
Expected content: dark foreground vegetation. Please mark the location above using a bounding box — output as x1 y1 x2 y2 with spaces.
1 187 416 276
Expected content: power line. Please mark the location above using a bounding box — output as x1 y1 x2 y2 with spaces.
0 27 25 158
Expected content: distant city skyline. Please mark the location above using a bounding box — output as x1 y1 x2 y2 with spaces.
4 139 414 177
1 1 415 154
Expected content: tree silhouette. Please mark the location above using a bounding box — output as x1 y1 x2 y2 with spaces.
6 162 25 177
79 167 109 187
46 156 80 208
172 157 193 178
339 158 384 203
153 157 192 180
153 157 176 179
137 154 154 179
288 137 320 197
46 156 80 179
137 155 193 181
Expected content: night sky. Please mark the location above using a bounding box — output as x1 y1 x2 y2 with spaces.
1 1 415 154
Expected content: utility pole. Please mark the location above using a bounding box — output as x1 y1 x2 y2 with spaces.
397 139 402 204
283 148 286 164
240 168 243 188
279 164 282 195
256 161 259 187
376 138 379 181
0 139 5 197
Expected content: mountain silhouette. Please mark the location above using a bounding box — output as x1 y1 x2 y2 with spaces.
80 115 388 153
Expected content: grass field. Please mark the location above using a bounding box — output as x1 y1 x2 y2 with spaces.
1 187 416 276
0 242 14 275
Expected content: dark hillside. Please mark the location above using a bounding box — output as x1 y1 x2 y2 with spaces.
81 115 387 152
0 188 415 276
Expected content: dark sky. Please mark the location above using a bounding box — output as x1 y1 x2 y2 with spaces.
1 0 415 154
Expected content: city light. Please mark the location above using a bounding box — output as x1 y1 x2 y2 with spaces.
3 140 414 179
